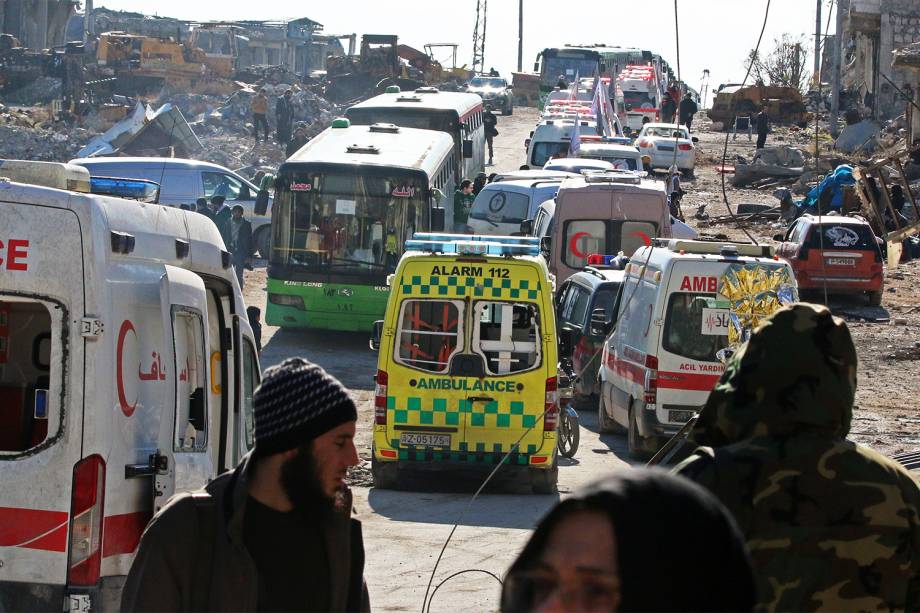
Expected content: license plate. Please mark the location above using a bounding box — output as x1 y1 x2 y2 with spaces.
827 257 855 266
657 145 675 152
669 410 695 423
400 433 451 448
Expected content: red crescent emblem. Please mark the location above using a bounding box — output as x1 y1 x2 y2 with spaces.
568 231 591 259
116 319 138 417
632 231 652 247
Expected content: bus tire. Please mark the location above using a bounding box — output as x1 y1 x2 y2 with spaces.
255 227 271 260
371 454 399 490
531 464 558 494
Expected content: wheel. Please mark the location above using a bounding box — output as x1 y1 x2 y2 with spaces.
868 289 883 306
531 463 558 494
627 403 655 459
255 227 271 259
597 391 619 434
371 454 399 489
683 168 695 179
557 409 580 458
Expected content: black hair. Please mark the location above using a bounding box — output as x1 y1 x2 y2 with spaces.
460 179 473 189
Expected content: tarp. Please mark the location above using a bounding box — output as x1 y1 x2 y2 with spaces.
800 165 855 211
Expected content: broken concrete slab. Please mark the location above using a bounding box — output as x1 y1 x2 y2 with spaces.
732 146 805 187
834 119 883 154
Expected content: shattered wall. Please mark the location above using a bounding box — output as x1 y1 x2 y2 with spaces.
0 0 77 49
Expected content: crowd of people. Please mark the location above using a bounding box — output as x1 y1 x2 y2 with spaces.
119 302 919 612
180 195 253 288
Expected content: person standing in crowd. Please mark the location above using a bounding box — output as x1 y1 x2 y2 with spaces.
483 108 498 166
453 179 475 234
195 197 212 220
679 92 698 132
209 195 232 247
287 125 309 158
755 107 770 149
122 358 368 612
229 205 252 288
472 172 488 196
675 303 920 612
250 88 270 143
501 470 756 612
660 92 677 124
276 89 295 146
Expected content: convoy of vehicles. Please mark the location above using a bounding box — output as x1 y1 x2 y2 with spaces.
598 239 798 457
533 46 672 93
635 123 698 177
265 120 456 332
465 76 514 115
0 162 260 611
370 234 564 494
70 157 274 257
344 87 485 187
616 65 665 132
774 215 883 305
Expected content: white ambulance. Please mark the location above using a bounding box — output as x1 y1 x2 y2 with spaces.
0 161 261 611
597 239 797 457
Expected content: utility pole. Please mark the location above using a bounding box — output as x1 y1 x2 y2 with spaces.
472 0 488 75
517 0 523 73
85 0 95 43
814 0 822 86
831 0 845 137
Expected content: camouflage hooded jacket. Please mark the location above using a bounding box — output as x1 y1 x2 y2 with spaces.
675 303 920 611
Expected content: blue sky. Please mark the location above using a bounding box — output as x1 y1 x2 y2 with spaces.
95 0 837 103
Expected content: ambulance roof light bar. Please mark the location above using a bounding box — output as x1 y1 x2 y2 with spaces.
407 233 541 257
653 239 774 258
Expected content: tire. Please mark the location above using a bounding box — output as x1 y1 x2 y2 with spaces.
627 403 654 460
868 289 883 306
531 463 558 494
557 409 580 458
255 227 271 259
683 168 695 180
371 454 399 490
597 391 619 434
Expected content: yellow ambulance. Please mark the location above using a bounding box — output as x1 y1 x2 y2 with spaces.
370 234 561 493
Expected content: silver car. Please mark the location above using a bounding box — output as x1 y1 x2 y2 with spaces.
466 76 514 115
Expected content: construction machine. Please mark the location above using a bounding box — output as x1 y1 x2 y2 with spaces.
708 83 810 128
324 34 423 102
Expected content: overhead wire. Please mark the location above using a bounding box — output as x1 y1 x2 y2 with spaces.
718 0 773 245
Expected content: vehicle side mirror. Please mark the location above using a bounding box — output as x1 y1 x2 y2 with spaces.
533 61 539 72
188 388 206 431
558 329 573 358
369 320 384 351
773 233 785 242
462 139 474 158
540 235 552 257
430 207 445 232
589 308 612 338
520 218 534 235
692 136 700 143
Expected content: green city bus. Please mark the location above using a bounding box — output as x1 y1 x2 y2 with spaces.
266 119 457 331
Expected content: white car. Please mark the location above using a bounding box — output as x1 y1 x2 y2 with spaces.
543 157 616 174
636 123 698 177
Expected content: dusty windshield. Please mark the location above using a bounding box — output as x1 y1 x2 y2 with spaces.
271 171 427 274
543 56 599 85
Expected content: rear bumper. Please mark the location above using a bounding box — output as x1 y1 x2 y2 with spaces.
644 150 695 169
374 448 555 470
0 581 64 612
637 404 683 439
796 271 882 292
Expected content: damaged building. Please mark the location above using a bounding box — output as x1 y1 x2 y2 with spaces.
0 0 77 49
842 0 920 120
892 42 920 143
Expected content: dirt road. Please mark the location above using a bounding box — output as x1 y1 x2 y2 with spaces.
241 106 917 611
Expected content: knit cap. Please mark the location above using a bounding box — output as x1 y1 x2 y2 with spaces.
252 357 357 456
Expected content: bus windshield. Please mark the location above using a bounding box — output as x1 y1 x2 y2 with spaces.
346 108 456 134
271 170 428 275
542 55 599 86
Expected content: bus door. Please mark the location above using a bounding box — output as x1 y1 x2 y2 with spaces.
154 266 214 513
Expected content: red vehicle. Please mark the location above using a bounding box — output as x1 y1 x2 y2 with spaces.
775 215 884 305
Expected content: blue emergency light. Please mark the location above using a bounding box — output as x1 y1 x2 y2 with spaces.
406 233 541 257
34 389 48 419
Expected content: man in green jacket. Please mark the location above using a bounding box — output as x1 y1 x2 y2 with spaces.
675 303 920 611
453 179 475 234
122 358 369 612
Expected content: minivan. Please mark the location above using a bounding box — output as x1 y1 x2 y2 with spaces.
468 179 565 236
70 157 273 256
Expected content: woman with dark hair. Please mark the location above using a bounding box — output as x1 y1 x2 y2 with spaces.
500 469 756 612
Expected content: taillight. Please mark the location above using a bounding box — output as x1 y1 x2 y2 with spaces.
374 370 388 425
638 139 651 148
643 355 658 406
678 143 693 151
544 377 559 431
67 455 105 587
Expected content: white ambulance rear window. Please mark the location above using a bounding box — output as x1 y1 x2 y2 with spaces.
0 300 54 453
662 293 728 362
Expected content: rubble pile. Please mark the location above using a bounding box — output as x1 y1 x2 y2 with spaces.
0 123 85 161
1 76 63 105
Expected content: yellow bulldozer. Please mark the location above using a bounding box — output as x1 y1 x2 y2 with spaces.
95 31 237 96
708 84 810 129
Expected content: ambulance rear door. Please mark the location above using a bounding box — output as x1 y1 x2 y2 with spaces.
0 197 84 593
655 261 729 428
154 266 214 512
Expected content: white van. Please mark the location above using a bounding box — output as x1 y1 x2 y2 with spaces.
597 239 797 457
0 162 261 612
525 119 603 168
70 157 273 257
468 179 565 236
